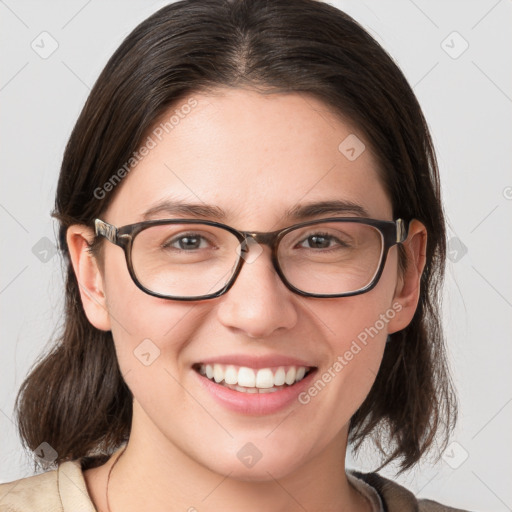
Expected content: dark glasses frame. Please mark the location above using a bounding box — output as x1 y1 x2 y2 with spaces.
94 217 410 301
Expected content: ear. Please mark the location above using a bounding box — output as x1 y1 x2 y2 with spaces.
387 219 427 334
66 224 111 331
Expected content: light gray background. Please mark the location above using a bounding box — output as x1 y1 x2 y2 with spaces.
1 1 511 510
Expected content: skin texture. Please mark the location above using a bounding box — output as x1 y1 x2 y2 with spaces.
67 88 427 512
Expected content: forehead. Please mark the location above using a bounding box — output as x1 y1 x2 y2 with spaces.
104 88 392 228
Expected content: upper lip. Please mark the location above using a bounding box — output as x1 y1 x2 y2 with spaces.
194 354 317 369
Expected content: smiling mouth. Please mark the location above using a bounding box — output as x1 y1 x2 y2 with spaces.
192 363 317 394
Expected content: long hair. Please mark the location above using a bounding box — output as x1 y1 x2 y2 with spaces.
15 0 456 472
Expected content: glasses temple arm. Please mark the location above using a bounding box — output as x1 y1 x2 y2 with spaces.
94 218 118 244
395 218 409 243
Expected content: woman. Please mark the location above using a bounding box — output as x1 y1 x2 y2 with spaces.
0 0 466 510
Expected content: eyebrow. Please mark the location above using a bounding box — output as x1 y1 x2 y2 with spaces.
142 198 370 222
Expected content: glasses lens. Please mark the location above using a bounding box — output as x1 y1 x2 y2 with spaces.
130 221 384 298
131 223 240 298
278 221 384 295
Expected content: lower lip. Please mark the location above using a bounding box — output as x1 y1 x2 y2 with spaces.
193 368 318 415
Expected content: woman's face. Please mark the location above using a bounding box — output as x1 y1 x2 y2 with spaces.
72 88 422 480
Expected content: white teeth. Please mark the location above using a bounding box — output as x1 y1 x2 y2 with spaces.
285 367 296 385
197 363 312 390
238 367 256 387
213 365 224 383
228 383 283 394
255 368 274 389
224 365 238 385
273 367 286 386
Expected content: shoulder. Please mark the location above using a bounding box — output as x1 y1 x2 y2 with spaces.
350 470 473 512
0 460 96 512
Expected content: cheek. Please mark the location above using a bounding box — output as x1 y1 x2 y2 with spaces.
298 252 400 423
304 293 391 403
288 296 391 463
312 248 399 364
101 254 204 375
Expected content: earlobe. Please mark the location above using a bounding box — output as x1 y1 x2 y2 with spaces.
387 220 427 334
66 225 111 331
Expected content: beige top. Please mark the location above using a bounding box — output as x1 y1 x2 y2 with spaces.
0 459 95 512
0 459 470 512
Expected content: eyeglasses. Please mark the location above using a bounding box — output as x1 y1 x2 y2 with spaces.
94 217 410 301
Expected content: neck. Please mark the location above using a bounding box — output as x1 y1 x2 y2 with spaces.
103 404 369 512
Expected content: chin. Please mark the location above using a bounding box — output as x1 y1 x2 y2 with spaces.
201 449 307 482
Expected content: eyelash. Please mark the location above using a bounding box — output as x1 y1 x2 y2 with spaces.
296 232 349 251
162 231 349 252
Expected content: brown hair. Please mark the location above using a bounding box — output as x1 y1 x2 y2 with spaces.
15 0 456 473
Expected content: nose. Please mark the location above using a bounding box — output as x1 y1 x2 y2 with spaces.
216 242 298 338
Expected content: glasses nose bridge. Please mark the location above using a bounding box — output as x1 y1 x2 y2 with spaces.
240 230 279 251
235 230 283 289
